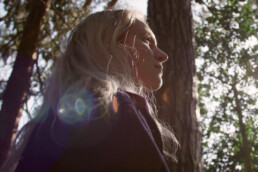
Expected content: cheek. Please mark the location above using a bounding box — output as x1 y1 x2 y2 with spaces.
126 43 155 75
135 46 154 64
132 48 155 74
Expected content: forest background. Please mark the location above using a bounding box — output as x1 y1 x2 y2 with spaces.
0 0 257 171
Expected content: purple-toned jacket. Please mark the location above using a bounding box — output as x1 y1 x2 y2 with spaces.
16 91 169 172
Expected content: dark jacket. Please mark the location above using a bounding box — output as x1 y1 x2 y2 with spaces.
16 91 169 172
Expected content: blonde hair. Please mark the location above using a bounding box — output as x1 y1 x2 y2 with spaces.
1 10 178 171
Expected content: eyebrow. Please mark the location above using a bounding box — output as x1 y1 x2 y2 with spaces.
144 30 157 45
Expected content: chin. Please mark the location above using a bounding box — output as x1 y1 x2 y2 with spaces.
152 84 162 91
148 80 163 91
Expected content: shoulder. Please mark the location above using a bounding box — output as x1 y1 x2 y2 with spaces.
114 90 148 109
110 90 141 118
114 90 134 105
110 90 153 139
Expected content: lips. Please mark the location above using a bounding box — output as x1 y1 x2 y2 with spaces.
154 65 163 72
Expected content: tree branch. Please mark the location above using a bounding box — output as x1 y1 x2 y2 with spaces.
35 53 44 95
83 0 93 10
50 1 72 30
106 0 119 9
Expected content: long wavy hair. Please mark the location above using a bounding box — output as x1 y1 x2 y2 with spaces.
1 9 178 171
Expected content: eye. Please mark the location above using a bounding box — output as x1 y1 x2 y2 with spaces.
144 37 152 45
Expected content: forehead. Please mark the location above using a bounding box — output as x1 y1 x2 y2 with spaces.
129 19 156 38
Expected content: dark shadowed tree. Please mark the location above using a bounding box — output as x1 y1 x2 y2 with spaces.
147 0 202 171
0 0 51 166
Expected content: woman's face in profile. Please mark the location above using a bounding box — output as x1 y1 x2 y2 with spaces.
123 19 168 91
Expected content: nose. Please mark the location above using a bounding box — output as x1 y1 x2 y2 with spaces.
155 47 168 62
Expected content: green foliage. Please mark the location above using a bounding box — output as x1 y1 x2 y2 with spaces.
195 0 257 171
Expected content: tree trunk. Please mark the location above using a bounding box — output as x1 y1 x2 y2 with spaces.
0 0 51 166
232 84 253 172
147 0 202 171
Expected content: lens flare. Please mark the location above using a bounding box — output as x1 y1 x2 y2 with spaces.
75 98 86 115
112 95 119 113
57 108 65 114
56 88 95 124
162 91 168 103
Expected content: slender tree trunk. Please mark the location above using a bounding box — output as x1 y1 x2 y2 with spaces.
147 0 202 171
232 84 253 172
0 0 51 166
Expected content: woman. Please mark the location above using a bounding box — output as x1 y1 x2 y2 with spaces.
2 10 179 171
